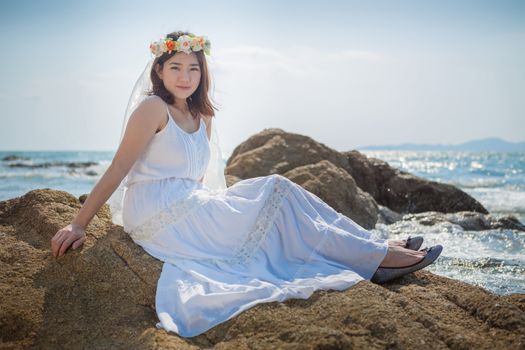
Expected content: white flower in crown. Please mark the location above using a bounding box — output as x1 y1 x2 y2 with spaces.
149 40 166 57
190 37 203 51
149 41 162 57
177 35 193 54
203 36 211 55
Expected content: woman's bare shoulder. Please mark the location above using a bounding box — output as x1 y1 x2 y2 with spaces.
131 95 167 126
140 95 167 109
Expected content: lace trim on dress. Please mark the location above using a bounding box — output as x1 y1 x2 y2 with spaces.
222 175 293 266
128 187 224 241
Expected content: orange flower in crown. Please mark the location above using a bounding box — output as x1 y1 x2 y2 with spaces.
149 34 211 57
165 39 176 53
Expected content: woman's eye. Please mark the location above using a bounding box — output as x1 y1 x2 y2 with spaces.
171 67 199 71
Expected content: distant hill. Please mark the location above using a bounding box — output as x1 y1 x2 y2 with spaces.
358 137 525 152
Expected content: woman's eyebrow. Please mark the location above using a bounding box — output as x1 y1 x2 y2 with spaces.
169 62 199 67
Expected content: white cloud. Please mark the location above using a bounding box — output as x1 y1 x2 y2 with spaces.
209 45 385 77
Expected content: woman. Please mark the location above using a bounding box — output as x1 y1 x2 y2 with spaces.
51 30 442 337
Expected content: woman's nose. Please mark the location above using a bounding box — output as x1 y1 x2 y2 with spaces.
179 71 190 82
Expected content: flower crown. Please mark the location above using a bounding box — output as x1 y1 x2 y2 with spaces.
149 34 211 57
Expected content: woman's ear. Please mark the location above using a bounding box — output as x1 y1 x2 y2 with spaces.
155 63 163 80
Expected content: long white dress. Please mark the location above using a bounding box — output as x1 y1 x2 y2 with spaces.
121 107 389 337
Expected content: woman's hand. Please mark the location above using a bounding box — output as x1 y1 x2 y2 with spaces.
51 223 86 257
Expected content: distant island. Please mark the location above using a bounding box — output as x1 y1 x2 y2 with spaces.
358 137 525 152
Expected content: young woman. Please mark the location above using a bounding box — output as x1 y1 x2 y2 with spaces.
50 31 442 337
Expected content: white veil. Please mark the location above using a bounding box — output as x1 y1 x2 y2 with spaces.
107 55 227 227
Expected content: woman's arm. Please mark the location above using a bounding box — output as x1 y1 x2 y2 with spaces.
51 96 167 257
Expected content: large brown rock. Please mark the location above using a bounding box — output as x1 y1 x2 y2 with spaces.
343 150 488 214
225 129 488 220
226 128 350 178
224 129 378 227
282 160 378 229
1 189 524 349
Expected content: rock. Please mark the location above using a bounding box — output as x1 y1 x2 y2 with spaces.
1 188 524 349
342 150 488 214
402 211 525 232
225 128 350 179
282 160 378 229
78 193 89 204
225 174 242 188
224 130 377 228
377 205 404 225
225 129 488 219
7 161 98 169
1 155 30 161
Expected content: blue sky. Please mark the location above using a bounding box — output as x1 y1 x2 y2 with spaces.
1 0 524 153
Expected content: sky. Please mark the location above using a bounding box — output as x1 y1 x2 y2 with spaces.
0 0 524 154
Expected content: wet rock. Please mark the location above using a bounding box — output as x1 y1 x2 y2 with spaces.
377 205 404 225
402 211 525 232
7 161 97 169
342 150 488 215
1 155 30 161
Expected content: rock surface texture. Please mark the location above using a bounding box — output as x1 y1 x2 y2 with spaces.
0 190 523 349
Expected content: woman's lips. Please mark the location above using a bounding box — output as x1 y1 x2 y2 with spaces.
176 85 191 89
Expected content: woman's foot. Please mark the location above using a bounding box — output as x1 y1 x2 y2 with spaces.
388 239 406 247
388 236 424 251
372 245 443 284
379 245 427 268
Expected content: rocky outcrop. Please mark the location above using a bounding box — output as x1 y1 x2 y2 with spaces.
225 129 489 227
342 150 488 215
226 128 351 178
401 211 525 231
376 207 525 231
1 155 30 161
5 161 98 169
1 189 524 349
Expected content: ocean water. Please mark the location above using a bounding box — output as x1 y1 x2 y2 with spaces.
363 151 525 296
1 150 523 295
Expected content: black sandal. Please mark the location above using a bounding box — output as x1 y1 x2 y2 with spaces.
405 235 424 251
371 245 443 284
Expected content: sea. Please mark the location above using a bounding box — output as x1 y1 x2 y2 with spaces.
1 150 523 295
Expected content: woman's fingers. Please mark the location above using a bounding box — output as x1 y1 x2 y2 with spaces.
51 227 85 257
71 236 86 250
58 236 76 257
51 230 66 257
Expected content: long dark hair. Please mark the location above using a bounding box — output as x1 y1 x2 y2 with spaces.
147 31 217 119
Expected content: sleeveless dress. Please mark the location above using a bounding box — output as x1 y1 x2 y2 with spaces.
122 106 389 337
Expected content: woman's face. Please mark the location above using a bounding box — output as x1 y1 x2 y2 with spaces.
156 52 201 100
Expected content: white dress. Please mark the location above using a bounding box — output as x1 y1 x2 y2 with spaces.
122 107 389 337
